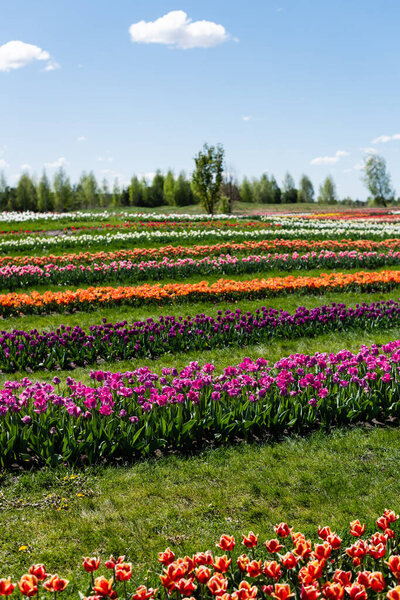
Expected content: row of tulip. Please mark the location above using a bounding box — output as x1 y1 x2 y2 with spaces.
0 270 399 317
260 216 400 237
1 299 399 372
3 511 400 599
2 339 400 465
0 211 251 223
3 239 400 268
2 251 400 291
3 224 400 254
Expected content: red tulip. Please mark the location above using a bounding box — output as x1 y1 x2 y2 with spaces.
217 535 235 553
271 584 294 600
242 532 258 549
28 565 47 582
83 558 101 573
43 575 69 593
265 539 284 554
350 520 365 537
18 575 38 598
0 579 15 596
115 563 132 582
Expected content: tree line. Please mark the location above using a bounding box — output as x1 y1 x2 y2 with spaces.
0 147 395 213
0 168 358 213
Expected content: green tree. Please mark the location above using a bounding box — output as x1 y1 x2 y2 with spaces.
240 177 254 203
362 154 394 206
148 171 165 206
163 170 176 206
174 172 194 206
83 171 98 209
0 172 8 210
129 176 143 206
298 174 314 203
318 175 337 204
269 176 282 204
192 143 224 215
99 178 110 207
282 172 298 203
53 167 72 212
37 171 53 211
112 178 121 207
255 174 272 204
16 172 37 211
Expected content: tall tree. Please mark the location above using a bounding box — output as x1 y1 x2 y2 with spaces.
174 172 194 206
112 178 121 207
148 171 165 206
129 176 143 206
37 170 53 211
83 171 98 209
318 175 337 204
192 143 224 215
163 170 176 206
0 172 8 210
298 174 315 203
99 178 110 207
16 172 37 211
53 167 72 212
240 177 254 203
363 154 394 206
282 172 298 203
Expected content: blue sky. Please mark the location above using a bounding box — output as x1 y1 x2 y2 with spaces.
1 0 400 199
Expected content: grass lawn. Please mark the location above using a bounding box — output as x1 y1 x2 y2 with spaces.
1 426 399 592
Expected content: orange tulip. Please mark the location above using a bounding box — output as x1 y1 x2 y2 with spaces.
377 516 390 531
281 553 299 570
321 582 344 600
265 540 284 554
350 520 365 537
313 542 332 560
176 579 197 596
0 579 15 596
115 563 132 582
232 581 258 600
18 575 38 597
345 584 368 600
246 561 262 578
263 561 282 581
271 584 294 600
92 576 114 597
242 532 258 548
194 552 213 566
195 566 211 584
299 561 324 585
208 573 228 596
83 557 101 573
387 586 400 600
387 556 400 579
369 572 386 593
158 548 175 565
28 565 47 582
333 571 352 587
274 523 292 538
213 556 232 574
237 555 250 572
217 535 235 552
300 585 320 600
131 586 157 600
43 575 69 593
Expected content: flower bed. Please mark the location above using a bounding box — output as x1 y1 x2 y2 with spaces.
2 340 400 466
3 511 400 600
1 270 400 317
3 240 400 268
1 299 400 372
2 251 400 290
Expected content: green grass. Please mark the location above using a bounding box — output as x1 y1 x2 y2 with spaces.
0 426 399 592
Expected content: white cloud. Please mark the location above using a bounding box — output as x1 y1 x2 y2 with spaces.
129 10 232 49
0 40 57 72
344 161 364 173
44 157 69 168
310 149 349 166
242 116 252 122
372 133 400 144
77 136 87 142
20 164 32 171
361 147 377 154
0 159 9 169
98 156 114 163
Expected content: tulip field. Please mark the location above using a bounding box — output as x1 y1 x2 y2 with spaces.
3 208 400 599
